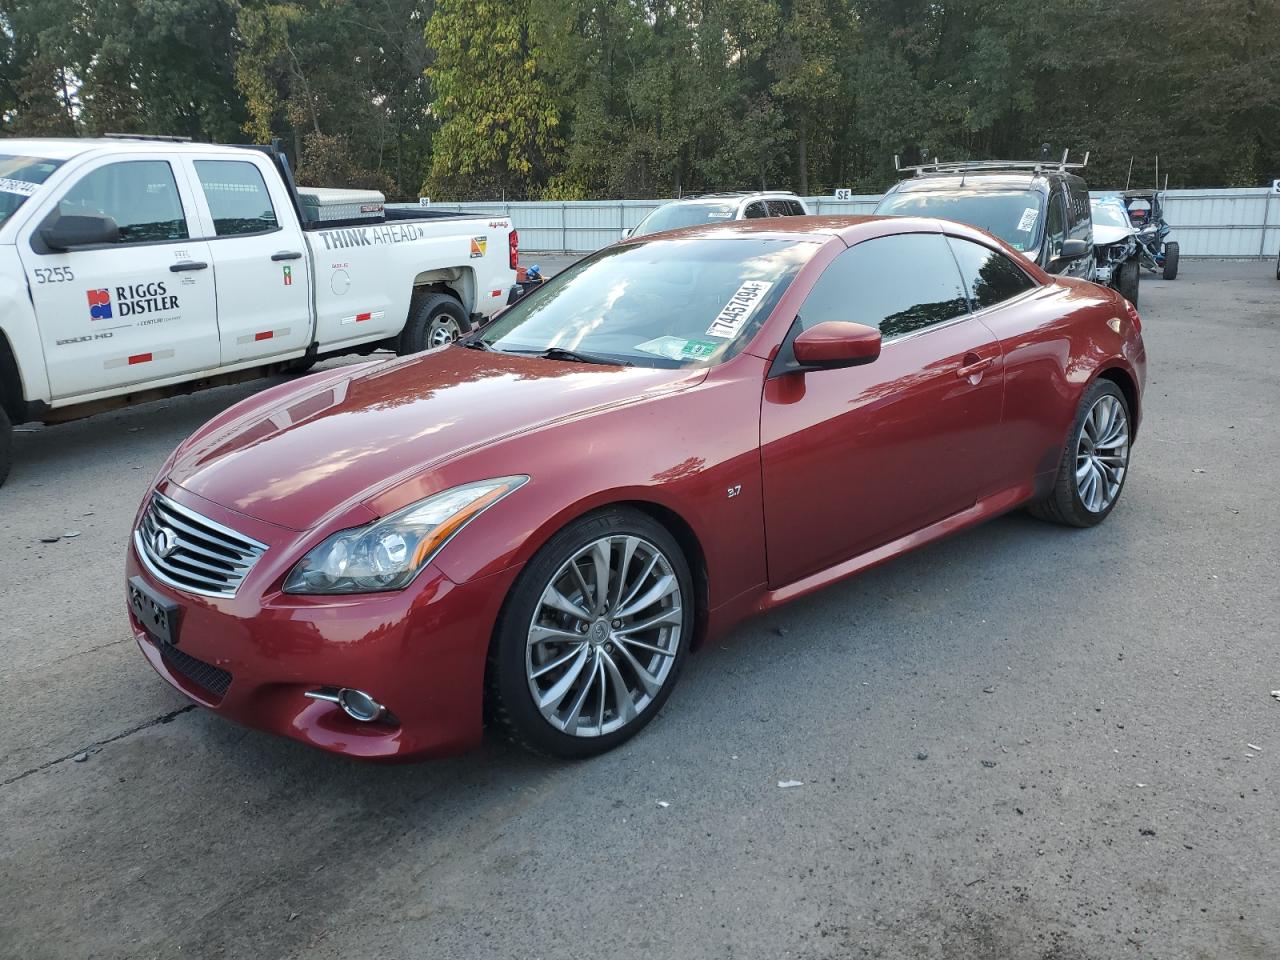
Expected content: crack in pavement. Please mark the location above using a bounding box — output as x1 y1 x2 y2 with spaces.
1 704 197 787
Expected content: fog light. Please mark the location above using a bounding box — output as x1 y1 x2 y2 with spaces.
337 688 385 722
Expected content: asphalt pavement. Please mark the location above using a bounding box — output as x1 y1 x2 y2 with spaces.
1 261 1277 959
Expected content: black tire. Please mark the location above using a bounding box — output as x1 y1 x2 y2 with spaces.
0 404 11 488
1162 241 1179 280
1117 258 1140 306
397 290 470 355
1028 379 1131 528
486 507 693 759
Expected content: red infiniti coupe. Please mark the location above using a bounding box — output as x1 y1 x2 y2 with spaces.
126 216 1145 760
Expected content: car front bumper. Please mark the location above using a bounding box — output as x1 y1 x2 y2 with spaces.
125 528 521 762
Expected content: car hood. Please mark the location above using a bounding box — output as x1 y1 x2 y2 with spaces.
168 348 701 530
1093 224 1134 246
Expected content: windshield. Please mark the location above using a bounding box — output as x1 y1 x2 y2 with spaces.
1091 198 1131 230
0 154 63 228
876 188 1045 252
476 236 815 367
632 201 738 238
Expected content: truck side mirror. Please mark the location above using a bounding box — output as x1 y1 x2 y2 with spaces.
41 213 121 251
1056 238 1089 262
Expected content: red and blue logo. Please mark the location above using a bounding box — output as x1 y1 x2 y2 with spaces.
86 288 112 320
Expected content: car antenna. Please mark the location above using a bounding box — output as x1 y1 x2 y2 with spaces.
1125 156 1134 191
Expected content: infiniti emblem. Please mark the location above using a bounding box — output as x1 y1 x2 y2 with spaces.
152 526 180 559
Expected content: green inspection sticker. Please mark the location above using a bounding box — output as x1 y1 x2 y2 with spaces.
635 336 721 361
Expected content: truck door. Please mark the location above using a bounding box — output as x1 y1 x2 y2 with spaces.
18 157 219 400
183 155 312 364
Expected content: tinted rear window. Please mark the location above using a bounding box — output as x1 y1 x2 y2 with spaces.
946 236 1038 309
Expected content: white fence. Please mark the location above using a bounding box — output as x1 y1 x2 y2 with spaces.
394 187 1280 257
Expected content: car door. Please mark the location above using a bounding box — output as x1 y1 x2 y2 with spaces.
19 156 219 401
759 232 1006 586
183 155 313 364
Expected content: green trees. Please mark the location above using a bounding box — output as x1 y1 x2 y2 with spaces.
2 0 1278 196
424 0 561 199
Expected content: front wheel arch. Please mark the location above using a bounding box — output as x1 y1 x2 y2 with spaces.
1095 366 1140 442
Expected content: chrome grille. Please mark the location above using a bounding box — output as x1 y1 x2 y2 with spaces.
135 493 267 598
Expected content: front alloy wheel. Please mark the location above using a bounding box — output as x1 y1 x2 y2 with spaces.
527 535 682 737
489 508 691 757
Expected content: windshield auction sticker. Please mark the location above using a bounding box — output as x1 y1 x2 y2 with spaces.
636 336 721 361
1016 207 1038 232
707 280 774 339
0 178 38 196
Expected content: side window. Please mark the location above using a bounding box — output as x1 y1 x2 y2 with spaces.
1045 193 1067 258
766 199 796 217
797 234 970 339
743 201 768 219
56 160 188 244
946 236 1038 310
788 201 807 216
1071 185 1091 238
194 160 279 236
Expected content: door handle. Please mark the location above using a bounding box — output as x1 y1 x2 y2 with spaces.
169 261 208 272
956 354 996 379
271 251 302 261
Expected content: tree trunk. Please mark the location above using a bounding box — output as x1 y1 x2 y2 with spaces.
797 113 809 196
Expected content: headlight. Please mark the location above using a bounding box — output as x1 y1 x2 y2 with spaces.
283 476 528 594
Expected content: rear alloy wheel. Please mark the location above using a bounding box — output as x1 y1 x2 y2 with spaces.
397 291 470 355
1029 380 1131 527
488 508 692 757
1162 241 1180 280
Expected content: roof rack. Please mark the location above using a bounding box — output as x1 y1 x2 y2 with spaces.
894 149 1089 177
103 133 194 143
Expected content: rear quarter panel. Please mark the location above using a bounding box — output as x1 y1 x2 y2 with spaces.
307 218 516 349
980 276 1144 486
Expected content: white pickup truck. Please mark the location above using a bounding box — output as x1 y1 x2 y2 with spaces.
0 136 519 485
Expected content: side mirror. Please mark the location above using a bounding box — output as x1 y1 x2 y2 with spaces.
792 321 881 371
1057 238 1089 262
41 213 120 251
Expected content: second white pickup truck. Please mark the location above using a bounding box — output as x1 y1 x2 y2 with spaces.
0 135 520 485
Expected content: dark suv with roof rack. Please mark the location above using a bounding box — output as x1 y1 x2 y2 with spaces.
874 153 1096 281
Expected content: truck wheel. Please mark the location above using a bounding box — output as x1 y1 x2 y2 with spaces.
1162 242 1179 280
1117 258 1140 306
398 291 470 355
0 405 12 488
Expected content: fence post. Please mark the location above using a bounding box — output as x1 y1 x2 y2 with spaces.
1259 190 1272 258
561 202 567 253
619 201 625 241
